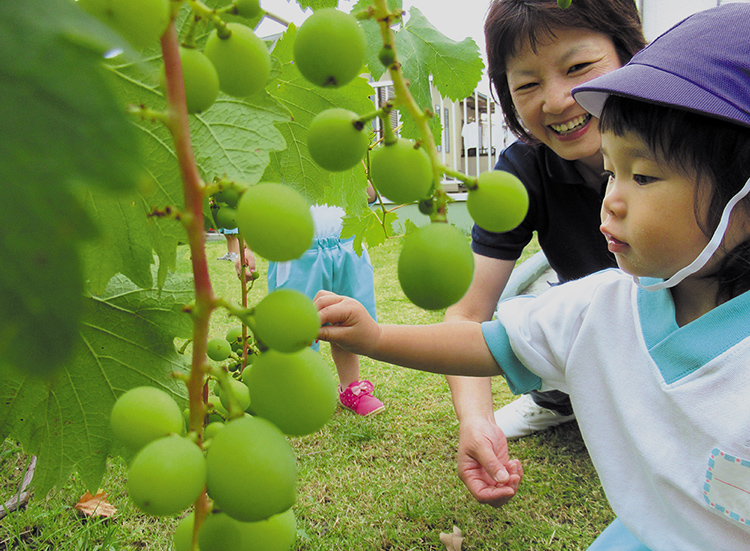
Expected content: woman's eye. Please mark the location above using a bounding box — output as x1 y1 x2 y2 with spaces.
514 82 537 92
569 62 592 73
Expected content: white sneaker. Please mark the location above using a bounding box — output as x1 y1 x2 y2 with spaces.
494 394 576 440
217 252 239 261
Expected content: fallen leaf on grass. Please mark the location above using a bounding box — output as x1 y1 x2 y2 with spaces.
74 490 116 518
439 525 464 551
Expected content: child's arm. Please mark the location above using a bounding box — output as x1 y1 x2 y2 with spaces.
315 291 503 377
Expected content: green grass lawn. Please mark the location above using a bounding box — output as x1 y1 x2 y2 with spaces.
1 235 613 550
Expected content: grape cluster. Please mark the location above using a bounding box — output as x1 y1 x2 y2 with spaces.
80 0 272 115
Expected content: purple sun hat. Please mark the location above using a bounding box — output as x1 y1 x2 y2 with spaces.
573 3 750 129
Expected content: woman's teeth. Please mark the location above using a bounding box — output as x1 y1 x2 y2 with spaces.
550 114 591 135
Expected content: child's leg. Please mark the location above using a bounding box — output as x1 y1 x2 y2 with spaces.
331 342 361 388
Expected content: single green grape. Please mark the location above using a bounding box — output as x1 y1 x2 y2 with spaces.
245 348 336 436
173 512 194 551
235 183 314 261
397 223 475 310
127 435 206 516
198 512 245 551
467 171 529 233
110 386 184 452
207 337 232 361
204 420 225 441
378 46 396 68
307 108 370 172
239 508 297 551
213 186 242 209
252 289 320 353
78 0 170 50
177 47 219 114
293 8 367 87
226 326 244 351
219 377 252 413
205 416 297 522
234 0 262 18
370 139 433 204
204 23 271 97
213 206 238 230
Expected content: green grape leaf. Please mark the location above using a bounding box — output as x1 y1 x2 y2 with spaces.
80 46 290 294
0 273 193 497
341 208 398 255
395 7 483 140
295 0 339 10
264 26 375 212
0 0 143 376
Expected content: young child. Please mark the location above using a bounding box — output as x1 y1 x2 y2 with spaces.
315 5 750 549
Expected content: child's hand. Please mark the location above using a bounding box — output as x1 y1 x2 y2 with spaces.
314 290 380 356
235 247 256 282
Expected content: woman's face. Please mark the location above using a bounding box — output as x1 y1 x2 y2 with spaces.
506 27 621 166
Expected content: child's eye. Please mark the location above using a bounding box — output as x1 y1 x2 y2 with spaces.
633 174 658 185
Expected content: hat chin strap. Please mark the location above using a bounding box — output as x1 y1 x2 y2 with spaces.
634 175 750 292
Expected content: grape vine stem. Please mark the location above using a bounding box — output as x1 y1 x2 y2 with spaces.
161 18 214 549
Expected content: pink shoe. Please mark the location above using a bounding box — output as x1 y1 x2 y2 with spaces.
339 380 385 416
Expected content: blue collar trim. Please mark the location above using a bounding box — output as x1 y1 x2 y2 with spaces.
637 279 750 383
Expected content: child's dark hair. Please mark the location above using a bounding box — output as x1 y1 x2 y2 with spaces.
484 0 646 143
599 95 750 302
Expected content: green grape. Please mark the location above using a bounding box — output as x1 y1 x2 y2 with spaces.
213 205 238 230
370 139 433 205
207 393 228 419
418 197 436 216
78 0 170 50
558 0 573 8
378 46 396 68
226 326 244 351
173 512 194 551
293 8 367 88
239 508 297 551
204 420 225 441
467 171 529 233
198 509 295 551
397 223 474 310
127 435 206 516
235 183 314 262
307 108 370 172
219 377 252 412
213 186 242 209
234 0 262 18
205 23 271 97
199 512 245 551
176 47 219 114
207 337 232 361
205 416 297 522
245 348 336 436
110 386 183 452
252 289 320 353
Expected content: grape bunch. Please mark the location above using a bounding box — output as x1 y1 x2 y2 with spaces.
81 0 272 115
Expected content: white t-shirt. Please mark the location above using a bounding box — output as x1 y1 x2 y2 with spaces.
482 269 750 550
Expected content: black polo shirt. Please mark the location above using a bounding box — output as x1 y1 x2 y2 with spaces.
471 141 616 283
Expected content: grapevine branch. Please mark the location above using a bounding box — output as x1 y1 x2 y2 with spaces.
160 18 214 548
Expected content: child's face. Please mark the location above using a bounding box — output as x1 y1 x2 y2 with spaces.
599 131 710 280
506 27 621 166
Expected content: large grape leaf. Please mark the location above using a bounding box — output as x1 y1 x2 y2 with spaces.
386 7 483 141
0 0 144 377
263 25 376 214
81 43 291 293
0 273 193 497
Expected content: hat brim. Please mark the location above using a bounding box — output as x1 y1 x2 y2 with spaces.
573 64 750 129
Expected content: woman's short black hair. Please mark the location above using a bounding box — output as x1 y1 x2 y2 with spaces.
599 94 750 302
484 0 646 143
